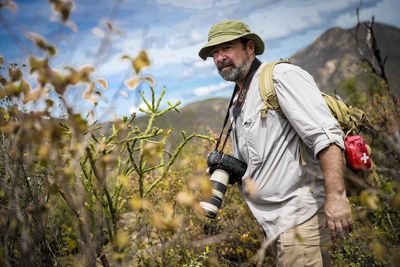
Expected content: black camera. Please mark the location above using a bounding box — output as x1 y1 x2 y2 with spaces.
200 150 247 219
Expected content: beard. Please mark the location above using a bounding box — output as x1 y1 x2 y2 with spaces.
217 56 250 82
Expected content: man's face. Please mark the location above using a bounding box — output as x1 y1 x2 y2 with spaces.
211 39 251 82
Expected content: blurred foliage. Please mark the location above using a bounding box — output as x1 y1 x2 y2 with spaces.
0 2 399 267
332 27 400 265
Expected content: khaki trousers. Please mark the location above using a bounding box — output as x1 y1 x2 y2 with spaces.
272 209 332 267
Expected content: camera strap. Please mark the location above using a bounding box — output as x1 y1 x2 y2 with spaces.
215 58 262 152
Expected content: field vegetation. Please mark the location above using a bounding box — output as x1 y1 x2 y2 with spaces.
0 1 399 266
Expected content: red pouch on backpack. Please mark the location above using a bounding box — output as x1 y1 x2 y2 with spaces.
344 135 372 171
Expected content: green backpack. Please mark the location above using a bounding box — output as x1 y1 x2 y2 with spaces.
257 60 379 190
258 60 372 137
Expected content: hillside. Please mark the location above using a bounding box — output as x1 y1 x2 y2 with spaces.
290 22 400 94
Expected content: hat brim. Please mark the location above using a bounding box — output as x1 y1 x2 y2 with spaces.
198 32 265 60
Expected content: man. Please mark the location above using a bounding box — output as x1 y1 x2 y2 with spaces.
198 20 353 266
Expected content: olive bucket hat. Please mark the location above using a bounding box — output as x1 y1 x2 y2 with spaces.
198 20 265 60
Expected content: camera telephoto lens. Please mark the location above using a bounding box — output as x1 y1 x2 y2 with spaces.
200 169 230 219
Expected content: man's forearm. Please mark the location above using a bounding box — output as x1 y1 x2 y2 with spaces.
318 144 346 197
317 144 353 241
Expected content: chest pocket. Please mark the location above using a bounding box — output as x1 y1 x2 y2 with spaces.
241 109 289 169
241 109 267 168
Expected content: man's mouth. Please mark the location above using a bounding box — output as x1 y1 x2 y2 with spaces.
217 58 235 71
220 65 232 71
218 63 234 72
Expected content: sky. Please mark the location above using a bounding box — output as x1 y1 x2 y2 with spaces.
0 0 399 121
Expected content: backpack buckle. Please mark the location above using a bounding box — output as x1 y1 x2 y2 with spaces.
261 109 268 119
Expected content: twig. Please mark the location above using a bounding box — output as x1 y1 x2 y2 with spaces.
85 147 117 235
57 188 80 218
253 238 274 267
144 133 214 197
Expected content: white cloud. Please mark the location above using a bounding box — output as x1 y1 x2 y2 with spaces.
175 59 215 80
52 27 145 79
244 0 359 40
129 102 148 114
81 0 362 89
193 81 231 97
189 29 204 43
119 0 373 80
156 0 241 9
97 57 130 78
336 0 400 28
194 59 214 69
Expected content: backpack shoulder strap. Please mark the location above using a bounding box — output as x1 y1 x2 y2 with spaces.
259 59 290 119
258 59 308 165
321 93 352 135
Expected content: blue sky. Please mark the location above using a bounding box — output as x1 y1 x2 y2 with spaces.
1 0 399 120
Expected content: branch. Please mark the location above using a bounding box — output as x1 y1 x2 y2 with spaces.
126 143 141 175
142 164 165 174
155 101 181 117
122 131 164 143
80 161 104 206
155 87 166 110
140 90 153 112
85 147 117 231
57 188 80 218
380 132 400 159
126 141 145 198
144 133 215 197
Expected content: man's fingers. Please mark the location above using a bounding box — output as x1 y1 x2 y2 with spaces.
326 218 337 242
330 230 336 242
340 213 354 234
324 197 353 242
348 219 354 232
341 218 349 233
328 216 354 242
334 219 344 240
326 217 351 241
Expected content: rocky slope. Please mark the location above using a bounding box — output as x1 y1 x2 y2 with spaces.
290 22 400 94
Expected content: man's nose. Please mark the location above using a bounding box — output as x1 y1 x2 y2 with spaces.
214 50 227 63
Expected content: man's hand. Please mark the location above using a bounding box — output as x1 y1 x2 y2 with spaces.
318 144 353 242
324 192 353 242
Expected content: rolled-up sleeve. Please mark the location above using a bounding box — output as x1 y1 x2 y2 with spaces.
273 64 344 157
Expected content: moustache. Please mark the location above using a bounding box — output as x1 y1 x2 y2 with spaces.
217 60 234 71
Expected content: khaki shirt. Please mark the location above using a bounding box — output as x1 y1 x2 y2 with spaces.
231 62 344 241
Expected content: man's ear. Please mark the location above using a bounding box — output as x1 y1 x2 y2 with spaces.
247 40 256 55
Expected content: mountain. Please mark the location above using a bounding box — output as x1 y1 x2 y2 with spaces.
289 22 400 94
